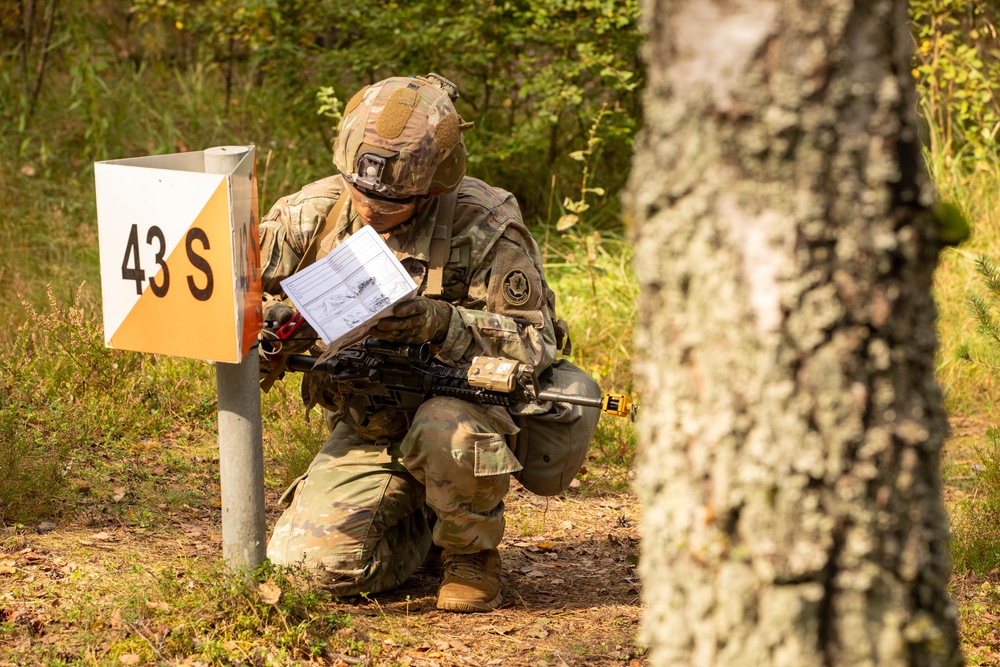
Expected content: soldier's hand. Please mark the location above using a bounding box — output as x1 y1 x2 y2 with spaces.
372 297 452 344
262 301 316 353
263 301 296 329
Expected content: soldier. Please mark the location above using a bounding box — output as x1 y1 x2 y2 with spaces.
259 74 561 612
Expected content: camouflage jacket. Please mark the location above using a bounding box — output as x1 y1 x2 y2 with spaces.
259 174 558 439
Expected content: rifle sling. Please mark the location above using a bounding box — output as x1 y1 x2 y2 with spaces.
294 191 349 273
424 191 457 297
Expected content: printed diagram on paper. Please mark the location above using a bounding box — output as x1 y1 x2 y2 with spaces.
280 225 418 352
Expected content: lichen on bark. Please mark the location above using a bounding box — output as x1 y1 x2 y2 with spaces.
629 1 960 665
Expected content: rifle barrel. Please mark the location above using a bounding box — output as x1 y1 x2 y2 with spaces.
537 390 637 421
536 390 604 408
285 354 321 374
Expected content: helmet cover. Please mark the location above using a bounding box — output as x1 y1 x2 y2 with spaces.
333 75 468 198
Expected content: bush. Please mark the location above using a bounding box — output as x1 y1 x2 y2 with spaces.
911 0 1000 174
4 0 643 219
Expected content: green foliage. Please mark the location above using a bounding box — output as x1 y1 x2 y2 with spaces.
964 255 1000 370
950 428 1000 574
949 255 1000 573
0 284 216 523
909 1 1000 590
551 105 621 296
71 0 642 219
932 199 973 245
911 0 1000 173
911 1 1000 420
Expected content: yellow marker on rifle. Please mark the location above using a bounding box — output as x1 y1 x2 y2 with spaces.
538 387 639 421
601 394 636 420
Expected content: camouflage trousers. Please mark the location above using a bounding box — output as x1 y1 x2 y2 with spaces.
266 397 522 597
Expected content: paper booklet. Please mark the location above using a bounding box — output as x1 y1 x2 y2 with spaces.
279 225 418 354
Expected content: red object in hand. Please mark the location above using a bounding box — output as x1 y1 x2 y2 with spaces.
275 312 306 341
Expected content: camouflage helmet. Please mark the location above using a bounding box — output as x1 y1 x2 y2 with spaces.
333 74 469 199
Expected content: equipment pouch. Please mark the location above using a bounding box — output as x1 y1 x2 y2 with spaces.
512 359 601 496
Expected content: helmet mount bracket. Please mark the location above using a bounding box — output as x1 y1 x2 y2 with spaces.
351 153 392 196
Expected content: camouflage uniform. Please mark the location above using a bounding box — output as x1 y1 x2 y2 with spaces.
260 174 557 596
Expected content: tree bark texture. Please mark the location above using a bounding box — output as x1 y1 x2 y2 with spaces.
628 1 960 665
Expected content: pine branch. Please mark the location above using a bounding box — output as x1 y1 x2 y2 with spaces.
976 254 1000 298
961 344 1000 376
967 293 1000 346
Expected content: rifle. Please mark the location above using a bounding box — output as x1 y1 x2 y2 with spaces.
278 337 637 420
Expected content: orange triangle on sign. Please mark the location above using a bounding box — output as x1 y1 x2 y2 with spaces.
108 180 238 362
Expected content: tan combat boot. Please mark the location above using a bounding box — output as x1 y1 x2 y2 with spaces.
436 549 502 612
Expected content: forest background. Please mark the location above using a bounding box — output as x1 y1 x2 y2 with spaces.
4 0 1000 663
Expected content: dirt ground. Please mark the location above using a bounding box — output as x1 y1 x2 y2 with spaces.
342 483 644 667
0 479 645 667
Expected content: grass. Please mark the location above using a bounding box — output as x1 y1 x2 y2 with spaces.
927 138 1000 423
918 110 1000 660
0 277 340 528
0 528 358 666
948 427 1000 573
542 231 639 490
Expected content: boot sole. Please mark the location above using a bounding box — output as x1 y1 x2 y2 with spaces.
436 591 502 613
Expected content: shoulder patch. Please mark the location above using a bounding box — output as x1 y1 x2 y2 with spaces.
502 269 531 306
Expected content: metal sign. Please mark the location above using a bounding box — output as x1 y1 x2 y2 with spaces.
95 147 262 362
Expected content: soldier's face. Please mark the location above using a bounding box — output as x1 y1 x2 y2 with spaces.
345 182 417 232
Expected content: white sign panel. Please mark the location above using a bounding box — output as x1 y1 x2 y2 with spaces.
95 147 262 362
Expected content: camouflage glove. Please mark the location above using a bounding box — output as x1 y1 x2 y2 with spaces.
262 300 316 354
372 297 452 344
263 301 295 329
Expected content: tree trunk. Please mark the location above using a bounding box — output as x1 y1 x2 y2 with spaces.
628 1 961 665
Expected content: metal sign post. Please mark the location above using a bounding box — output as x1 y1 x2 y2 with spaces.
205 146 266 572
95 145 266 573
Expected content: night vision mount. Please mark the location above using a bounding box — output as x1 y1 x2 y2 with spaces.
349 153 394 197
